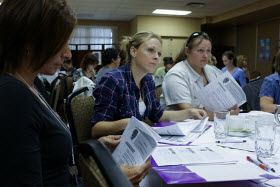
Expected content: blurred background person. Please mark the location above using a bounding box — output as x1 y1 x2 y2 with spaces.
260 50 280 113
61 59 77 76
78 53 98 82
222 51 247 87
208 55 222 75
155 57 174 76
95 48 121 84
237 54 250 82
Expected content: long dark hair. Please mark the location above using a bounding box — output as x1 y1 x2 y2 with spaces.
0 0 77 74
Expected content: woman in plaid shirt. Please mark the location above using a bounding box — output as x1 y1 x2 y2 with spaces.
91 31 207 138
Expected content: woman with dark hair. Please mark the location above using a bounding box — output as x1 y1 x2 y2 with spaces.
78 53 99 81
0 0 76 185
0 0 150 186
222 51 247 87
260 51 280 113
161 32 239 121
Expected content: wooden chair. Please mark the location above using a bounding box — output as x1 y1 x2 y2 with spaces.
78 139 132 187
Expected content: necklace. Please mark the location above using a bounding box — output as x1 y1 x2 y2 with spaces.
16 72 38 94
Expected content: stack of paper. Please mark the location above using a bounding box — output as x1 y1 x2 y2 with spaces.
155 117 209 145
152 145 237 166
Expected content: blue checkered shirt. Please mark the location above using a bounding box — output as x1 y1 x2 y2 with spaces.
90 63 164 127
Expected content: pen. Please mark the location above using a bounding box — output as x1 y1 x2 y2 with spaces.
257 157 276 173
216 140 246 143
247 156 269 172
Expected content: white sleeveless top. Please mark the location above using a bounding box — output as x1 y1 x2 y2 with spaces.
139 101 146 117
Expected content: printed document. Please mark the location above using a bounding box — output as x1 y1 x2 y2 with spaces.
194 71 246 112
112 116 161 166
152 145 237 166
156 118 209 145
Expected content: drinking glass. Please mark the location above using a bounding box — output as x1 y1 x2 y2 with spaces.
255 118 276 158
214 111 230 139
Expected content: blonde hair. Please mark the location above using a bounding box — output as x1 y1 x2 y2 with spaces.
208 55 217 66
120 31 162 63
236 55 248 68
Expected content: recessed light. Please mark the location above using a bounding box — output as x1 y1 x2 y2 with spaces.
153 9 191 16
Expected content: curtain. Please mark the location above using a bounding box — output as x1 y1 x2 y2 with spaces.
70 26 117 50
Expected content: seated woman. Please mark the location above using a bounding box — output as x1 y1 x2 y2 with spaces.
161 32 239 121
77 53 98 82
91 31 206 138
0 1 151 186
260 51 280 113
222 51 247 87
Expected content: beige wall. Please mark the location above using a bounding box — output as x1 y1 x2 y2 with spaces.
133 16 201 71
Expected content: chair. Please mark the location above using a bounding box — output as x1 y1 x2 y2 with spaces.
78 139 133 187
66 86 94 146
155 84 162 102
241 79 264 112
65 76 74 98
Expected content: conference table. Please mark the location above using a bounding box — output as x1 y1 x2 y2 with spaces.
140 113 280 187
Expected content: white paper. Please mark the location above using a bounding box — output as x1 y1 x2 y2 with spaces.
157 118 210 145
194 71 246 112
112 116 160 166
156 118 209 136
152 145 237 166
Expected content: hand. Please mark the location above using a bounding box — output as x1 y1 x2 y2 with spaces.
141 121 156 132
186 108 207 119
120 158 151 186
98 135 121 153
228 104 240 116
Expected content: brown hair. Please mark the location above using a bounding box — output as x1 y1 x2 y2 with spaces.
174 32 212 64
80 53 99 71
223 51 237 67
275 51 280 73
120 31 162 63
0 0 76 74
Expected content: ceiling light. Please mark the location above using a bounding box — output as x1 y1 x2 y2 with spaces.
153 9 191 16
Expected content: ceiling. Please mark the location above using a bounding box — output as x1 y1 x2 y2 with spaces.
68 0 259 21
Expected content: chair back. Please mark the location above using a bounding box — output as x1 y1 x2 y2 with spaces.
66 87 94 145
78 139 133 187
65 76 74 98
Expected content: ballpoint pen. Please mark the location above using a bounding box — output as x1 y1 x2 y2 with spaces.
257 157 276 173
247 156 269 172
216 140 246 143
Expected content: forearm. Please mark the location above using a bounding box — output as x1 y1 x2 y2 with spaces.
170 103 213 121
91 118 130 138
260 103 278 113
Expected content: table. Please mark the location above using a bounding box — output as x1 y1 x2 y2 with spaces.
140 116 280 187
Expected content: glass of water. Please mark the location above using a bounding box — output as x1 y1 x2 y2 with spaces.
255 118 276 158
214 111 230 139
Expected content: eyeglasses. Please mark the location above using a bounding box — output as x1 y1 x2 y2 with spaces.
185 32 208 47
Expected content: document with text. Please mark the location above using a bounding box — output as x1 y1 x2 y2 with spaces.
112 116 161 166
152 145 237 166
194 71 246 112
155 118 209 145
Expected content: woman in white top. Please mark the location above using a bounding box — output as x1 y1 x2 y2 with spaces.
161 32 239 121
